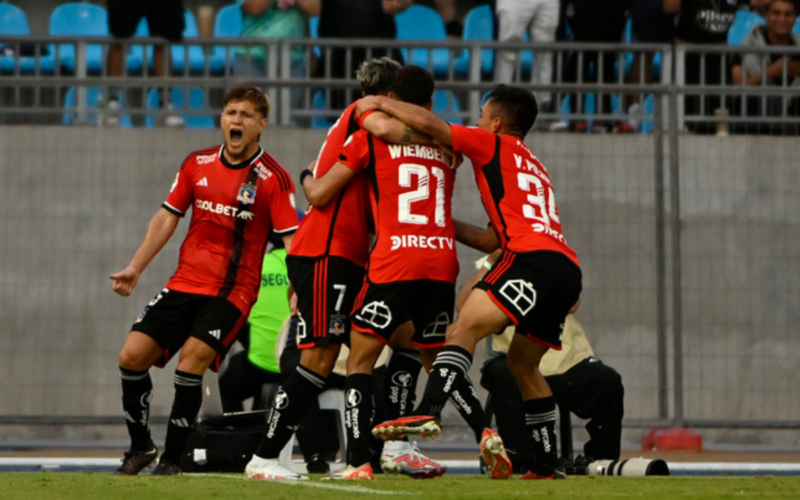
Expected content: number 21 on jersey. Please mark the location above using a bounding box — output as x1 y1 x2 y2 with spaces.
398 163 446 227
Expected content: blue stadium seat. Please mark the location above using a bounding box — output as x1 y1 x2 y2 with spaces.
395 5 450 77
453 5 495 77
310 91 335 129
0 3 45 74
210 4 243 75
62 87 132 127
308 15 321 58
156 9 208 74
125 19 149 75
728 11 765 45
453 5 532 79
432 90 463 125
47 3 108 74
145 87 215 128
795 18 800 34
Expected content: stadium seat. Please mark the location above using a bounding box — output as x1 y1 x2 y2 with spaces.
308 15 322 58
432 90 463 125
728 10 765 45
0 3 45 74
210 4 244 75
159 9 208 74
453 5 495 77
62 86 132 127
453 5 532 80
310 91 335 129
125 19 149 75
145 87 215 128
395 5 450 77
46 3 108 74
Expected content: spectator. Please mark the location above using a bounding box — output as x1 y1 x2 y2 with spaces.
317 0 412 109
663 0 769 133
625 0 673 127
730 0 800 134
235 0 321 123
494 0 560 115
105 0 186 127
558 0 632 133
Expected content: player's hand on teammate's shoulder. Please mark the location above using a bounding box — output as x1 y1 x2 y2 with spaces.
437 141 463 170
110 267 140 297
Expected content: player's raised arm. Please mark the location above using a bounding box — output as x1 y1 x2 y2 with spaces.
110 208 180 297
301 162 357 208
361 110 433 144
357 95 453 147
453 219 500 254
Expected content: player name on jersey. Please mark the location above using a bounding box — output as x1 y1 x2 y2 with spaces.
387 144 449 165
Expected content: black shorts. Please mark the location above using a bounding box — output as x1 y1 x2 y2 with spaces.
287 255 366 349
351 279 454 348
108 0 185 41
131 288 246 369
475 251 581 349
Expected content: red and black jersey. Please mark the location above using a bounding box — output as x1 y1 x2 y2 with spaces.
451 125 579 267
162 145 299 313
340 130 459 284
289 101 372 267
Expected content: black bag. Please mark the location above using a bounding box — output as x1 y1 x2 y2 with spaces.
180 411 268 473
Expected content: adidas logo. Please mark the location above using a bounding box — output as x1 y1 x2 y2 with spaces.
196 177 208 187
209 329 221 340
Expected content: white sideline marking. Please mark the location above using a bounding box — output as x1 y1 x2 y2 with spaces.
190 473 415 495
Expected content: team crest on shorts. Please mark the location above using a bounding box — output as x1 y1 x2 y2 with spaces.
329 315 346 335
237 183 256 204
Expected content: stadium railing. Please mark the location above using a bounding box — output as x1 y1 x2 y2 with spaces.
1 37 799 135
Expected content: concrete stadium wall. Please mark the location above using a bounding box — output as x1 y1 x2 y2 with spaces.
0 127 797 446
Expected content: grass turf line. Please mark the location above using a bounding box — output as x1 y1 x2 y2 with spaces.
1 473 800 500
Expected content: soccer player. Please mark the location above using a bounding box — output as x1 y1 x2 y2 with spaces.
245 57 410 481
364 85 582 480
301 65 467 480
110 85 299 475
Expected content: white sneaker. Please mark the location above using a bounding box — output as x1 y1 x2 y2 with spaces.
322 463 374 480
245 456 308 481
163 104 185 128
381 441 447 479
101 98 121 127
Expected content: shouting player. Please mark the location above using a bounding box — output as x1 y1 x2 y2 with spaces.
365 85 582 480
302 66 471 480
111 86 299 475
245 57 408 481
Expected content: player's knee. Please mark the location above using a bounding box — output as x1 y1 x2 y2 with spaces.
118 348 150 372
299 345 338 375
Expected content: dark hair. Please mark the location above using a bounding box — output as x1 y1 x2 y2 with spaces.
485 85 538 138
767 0 796 13
357 57 403 96
223 85 270 118
390 65 434 106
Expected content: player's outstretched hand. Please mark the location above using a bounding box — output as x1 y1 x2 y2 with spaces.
356 96 383 118
110 267 140 297
437 141 463 169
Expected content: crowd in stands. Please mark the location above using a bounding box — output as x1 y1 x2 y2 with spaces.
1 0 799 133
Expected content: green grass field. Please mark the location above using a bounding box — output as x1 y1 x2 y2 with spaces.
2 473 800 500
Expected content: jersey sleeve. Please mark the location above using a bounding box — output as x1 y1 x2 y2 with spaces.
451 124 497 167
267 176 300 235
162 157 194 216
338 130 371 174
